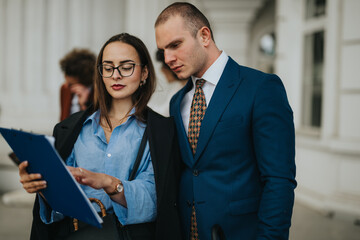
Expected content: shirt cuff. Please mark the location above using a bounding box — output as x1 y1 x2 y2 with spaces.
112 180 156 225
38 194 65 224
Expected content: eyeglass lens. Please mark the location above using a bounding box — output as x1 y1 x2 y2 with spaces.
100 63 136 78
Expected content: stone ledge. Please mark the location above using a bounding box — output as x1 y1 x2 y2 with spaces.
2 189 35 207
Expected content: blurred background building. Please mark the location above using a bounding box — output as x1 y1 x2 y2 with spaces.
0 0 359 239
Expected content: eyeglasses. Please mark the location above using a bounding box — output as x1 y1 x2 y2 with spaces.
98 63 143 78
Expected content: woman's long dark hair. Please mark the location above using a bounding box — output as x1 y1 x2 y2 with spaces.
93 33 156 129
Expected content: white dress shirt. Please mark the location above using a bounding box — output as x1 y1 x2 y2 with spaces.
180 51 229 134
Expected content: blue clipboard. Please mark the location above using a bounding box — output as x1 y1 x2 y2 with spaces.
0 127 103 228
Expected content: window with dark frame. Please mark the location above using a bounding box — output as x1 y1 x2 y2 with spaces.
302 31 324 128
301 0 326 130
306 0 326 19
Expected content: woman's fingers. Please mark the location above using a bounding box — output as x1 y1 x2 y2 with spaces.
67 166 86 184
23 180 47 193
20 173 41 184
18 161 28 175
19 161 41 182
19 172 42 184
18 161 46 193
67 166 105 189
68 166 85 178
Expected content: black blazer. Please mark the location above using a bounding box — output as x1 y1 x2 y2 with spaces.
30 107 183 240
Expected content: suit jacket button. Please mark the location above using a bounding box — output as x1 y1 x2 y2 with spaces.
193 169 199 176
186 201 192 207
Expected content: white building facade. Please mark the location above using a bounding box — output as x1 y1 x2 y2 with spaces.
275 0 360 220
0 0 359 221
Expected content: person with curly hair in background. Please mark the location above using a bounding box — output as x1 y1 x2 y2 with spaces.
59 48 96 121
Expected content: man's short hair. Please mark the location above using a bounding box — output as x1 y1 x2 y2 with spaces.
155 2 214 41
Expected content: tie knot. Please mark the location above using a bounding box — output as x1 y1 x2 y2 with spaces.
195 79 205 89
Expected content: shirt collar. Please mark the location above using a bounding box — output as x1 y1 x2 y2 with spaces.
191 50 229 86
84 111 99 126
83 111 100 136
83 107 136 134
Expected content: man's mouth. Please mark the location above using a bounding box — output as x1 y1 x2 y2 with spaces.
171 65 183 72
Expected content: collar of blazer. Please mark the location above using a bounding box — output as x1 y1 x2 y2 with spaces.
54 106 94 161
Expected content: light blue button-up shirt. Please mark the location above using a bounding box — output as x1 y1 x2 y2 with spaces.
39 109 157 225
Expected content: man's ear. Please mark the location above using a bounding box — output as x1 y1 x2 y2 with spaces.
199 26 211 47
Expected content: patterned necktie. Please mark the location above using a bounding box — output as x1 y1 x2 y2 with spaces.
188 79 207 155
188 79 206 240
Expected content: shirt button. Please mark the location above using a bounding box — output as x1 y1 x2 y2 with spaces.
107 153 111 157
193 169 199 176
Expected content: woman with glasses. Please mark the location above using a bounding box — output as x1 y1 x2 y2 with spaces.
19 33 183 240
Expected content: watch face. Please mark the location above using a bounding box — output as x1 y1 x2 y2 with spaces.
116 183 124 193
108 182 123 195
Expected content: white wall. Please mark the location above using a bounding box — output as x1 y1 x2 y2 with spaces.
0 0 126 134
0 0 126 191
276 0 360 219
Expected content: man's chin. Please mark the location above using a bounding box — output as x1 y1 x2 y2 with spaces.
176 72 190 80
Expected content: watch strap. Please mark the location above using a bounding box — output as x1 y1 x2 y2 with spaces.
107 182 123 196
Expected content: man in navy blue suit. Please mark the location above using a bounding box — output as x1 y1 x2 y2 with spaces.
155 2 296 240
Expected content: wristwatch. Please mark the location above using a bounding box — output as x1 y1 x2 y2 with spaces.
107 181 123 196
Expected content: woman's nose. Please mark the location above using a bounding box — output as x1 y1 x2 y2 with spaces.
112 68 123 79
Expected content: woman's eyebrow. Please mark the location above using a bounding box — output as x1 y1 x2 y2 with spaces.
102 60 135 64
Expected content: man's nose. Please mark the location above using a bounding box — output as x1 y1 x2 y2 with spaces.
164 50 176 66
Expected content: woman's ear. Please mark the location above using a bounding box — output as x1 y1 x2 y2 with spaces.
141 65 149 82
140 65 149 86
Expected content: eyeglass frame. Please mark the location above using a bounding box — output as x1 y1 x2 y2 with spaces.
98 63 144 78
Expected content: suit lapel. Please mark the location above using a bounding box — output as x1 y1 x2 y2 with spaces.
194 58 243 162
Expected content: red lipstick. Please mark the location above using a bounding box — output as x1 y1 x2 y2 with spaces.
111 84 125 90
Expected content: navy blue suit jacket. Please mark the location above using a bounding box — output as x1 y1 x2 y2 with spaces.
170 57 296 240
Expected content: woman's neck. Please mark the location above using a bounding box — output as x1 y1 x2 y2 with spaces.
109 99 133 121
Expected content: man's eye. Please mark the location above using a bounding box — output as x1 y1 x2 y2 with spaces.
172 42 180 48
